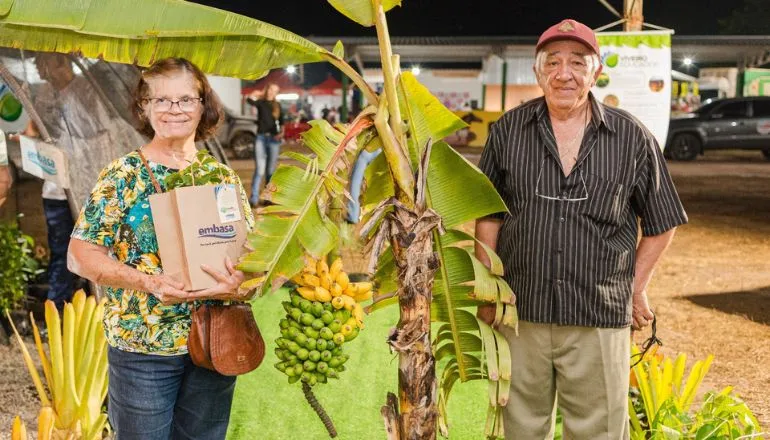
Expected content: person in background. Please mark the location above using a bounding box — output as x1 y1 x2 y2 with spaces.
246 83 283 206
68 57 255 440
24 53 79 309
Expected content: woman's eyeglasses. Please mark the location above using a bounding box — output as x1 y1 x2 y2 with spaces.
144 97 203 113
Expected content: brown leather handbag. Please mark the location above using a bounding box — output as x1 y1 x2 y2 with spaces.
137 149 265 376
187 302 265 376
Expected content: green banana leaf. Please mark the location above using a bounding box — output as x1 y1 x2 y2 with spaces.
237 119 360 295
398 71 467 165
327 0 402 27
0 0 325 79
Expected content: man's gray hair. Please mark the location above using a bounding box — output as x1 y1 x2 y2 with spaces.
534 49 601 77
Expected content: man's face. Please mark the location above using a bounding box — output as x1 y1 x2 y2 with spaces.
35 54 73 87
535 40 602 111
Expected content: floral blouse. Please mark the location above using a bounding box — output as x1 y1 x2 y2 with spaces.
71 151 254 355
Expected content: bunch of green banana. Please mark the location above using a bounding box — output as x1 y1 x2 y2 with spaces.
274 256 373 386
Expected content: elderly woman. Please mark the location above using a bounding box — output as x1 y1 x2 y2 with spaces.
68 58 254 440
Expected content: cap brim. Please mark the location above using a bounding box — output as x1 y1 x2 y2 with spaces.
536 35 598 55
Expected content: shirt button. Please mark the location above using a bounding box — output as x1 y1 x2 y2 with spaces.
559 217 566 223
556 279 563 286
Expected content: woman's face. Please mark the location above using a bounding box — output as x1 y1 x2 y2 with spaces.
266 84 280 100
143 71 203 142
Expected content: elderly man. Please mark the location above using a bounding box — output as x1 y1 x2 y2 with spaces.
476 19 687 439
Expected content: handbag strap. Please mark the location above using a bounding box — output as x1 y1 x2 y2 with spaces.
137 148 163 193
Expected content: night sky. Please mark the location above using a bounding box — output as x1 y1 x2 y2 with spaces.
191 0 751 37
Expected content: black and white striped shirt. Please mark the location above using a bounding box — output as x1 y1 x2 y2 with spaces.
479 94 687 328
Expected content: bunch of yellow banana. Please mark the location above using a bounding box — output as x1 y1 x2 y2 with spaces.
276 255 373 388
291 256 374 328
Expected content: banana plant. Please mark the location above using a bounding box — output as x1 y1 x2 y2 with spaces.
236 1 516 437
628 345 762 438
6 290 109 440
11 408 55 440
0 1 516 438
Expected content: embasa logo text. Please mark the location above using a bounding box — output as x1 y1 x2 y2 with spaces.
27 151 57 175
198 224 236 239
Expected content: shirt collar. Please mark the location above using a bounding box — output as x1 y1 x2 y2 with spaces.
527 92 615 133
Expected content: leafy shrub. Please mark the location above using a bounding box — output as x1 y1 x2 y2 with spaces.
629 344 763 439
0 220 43 312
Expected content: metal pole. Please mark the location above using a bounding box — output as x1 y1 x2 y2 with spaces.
481 84 486 110
501 60 508 111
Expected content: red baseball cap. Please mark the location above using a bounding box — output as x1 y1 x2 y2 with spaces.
536 19 600 56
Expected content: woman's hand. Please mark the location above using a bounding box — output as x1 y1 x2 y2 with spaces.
194 257 251 301
145 274 190 305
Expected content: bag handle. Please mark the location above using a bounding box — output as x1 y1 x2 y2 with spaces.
137 148 163 193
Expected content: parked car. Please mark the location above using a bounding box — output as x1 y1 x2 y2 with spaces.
665 96 770 161
217 109 257 159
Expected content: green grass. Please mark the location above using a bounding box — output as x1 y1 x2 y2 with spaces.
227 289 490 440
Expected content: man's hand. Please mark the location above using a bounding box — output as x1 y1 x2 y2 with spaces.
632 290 655 331
476 303 497 327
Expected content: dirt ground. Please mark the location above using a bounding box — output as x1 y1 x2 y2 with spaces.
1 148 769 435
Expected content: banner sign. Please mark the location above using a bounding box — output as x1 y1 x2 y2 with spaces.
593 31 673 148
20 135 70 188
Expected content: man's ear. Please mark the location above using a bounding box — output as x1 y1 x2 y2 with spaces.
590 64 604 87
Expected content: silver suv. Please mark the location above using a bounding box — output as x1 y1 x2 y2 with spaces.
216 109 256 160
665 97 770 161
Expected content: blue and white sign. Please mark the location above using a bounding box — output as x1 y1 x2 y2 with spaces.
19 135 69 188
0 129 7 166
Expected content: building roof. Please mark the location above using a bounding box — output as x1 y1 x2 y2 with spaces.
310 35 770 68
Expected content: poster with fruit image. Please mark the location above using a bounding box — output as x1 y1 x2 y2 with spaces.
0 82 30 133
592 31 673 148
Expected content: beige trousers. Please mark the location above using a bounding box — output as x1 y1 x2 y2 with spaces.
499 321 630 440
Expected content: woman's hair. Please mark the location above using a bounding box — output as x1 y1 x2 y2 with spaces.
132 57 223 141
262 82 281 119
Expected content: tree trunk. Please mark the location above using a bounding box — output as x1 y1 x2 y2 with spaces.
383 200 441 440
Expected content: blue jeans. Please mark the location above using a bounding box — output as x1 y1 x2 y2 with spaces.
250 134 281 205
346 149 382 223
107 346 236 440
43 198 75 309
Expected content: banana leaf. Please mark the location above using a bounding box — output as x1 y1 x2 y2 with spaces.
0 0 325 79
237 117 372 295
7 290 108 438
327 0 402 27
397 71 467 165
